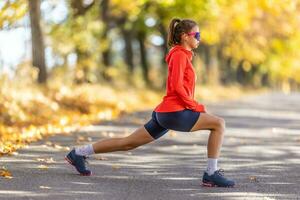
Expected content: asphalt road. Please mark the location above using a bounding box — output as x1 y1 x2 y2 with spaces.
1 92 300 200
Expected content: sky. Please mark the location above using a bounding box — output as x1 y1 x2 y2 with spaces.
0 1 68 75
0 0 163 76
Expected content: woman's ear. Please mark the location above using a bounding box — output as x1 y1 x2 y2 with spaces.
181 33 188 42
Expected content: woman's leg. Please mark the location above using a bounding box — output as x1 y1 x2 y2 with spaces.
66 126 155 176
189 113 234 187
190 113 225 158
92 126 155 153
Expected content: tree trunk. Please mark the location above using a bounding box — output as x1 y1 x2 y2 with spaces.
222 57 235 84
137 31 150 85
71 0 95 16
236 60 246 85
100 0 113 80
28 0 47 84
121 27 134 74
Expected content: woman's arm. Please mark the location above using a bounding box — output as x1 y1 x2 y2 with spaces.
170 51 206 112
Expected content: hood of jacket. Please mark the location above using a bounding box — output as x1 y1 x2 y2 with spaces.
165 45 193 64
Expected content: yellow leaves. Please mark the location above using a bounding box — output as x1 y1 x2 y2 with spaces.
198 0 300 85
0 81 161 157
0 0 27 29
157 0 175 7
86 21 102 33
59 117 69 126
259 0 283 16
230 1 252 31
36 157 55 164
0 141 22 156
110 0 142 18
271 39 285 53
36 157 56 171
37 165 48 170
97 110 113 120
242 61 252 72
0 167 12 179
199 28 220 45
232 14 251 31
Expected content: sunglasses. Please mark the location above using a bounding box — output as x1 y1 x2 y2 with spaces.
187 32 201 41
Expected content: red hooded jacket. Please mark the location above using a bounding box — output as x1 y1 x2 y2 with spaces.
154 45 206 113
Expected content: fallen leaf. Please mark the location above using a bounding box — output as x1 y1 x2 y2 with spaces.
37 157 55 163
53 144 63 149
45 141 53 146
249 176 259 182
94 156 108 160
0 167 13 179
8 152 19 156
37 165 48 170
39 186 51 189
36 158 46 162
63 146 70 151
45 157 55 163
112 164 121 170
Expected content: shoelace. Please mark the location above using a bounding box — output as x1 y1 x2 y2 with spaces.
83 156 90 164
215 169 225 176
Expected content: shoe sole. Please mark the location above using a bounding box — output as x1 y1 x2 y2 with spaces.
202 182 234 188
64 156 92 176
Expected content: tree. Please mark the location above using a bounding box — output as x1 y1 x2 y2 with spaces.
99 0 113 81
28 0 47 83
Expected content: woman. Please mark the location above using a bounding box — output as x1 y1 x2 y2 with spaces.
65 18 235 188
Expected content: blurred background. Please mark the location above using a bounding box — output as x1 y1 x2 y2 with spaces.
0 0 300 154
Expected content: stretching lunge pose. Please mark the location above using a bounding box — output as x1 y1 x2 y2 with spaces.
65 18 235 188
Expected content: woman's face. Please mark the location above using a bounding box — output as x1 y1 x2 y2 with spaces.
182 26 200 49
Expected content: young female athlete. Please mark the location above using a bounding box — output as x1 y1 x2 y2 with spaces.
65 18 235 188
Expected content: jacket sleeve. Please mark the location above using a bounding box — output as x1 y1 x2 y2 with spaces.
170 52 206 112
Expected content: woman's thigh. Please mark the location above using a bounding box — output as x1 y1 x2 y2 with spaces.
156 110 200 132
190 113 224 132
123 126 155 147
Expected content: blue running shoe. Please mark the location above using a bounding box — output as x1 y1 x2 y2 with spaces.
202 169 235 187
65 149 92 176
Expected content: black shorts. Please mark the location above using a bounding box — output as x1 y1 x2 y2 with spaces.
144 109 201 140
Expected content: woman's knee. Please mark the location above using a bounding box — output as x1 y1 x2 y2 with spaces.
215 117 226 132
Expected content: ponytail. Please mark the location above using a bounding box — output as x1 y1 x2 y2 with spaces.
168 18 181 47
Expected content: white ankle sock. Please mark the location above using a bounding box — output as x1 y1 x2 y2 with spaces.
75 144 95 156
206 158 218 175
